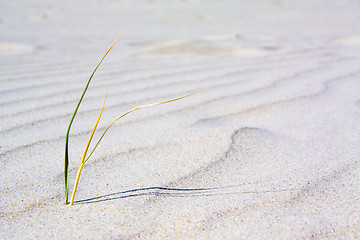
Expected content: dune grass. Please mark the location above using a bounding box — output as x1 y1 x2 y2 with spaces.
64 36 120 205
64 36 202 205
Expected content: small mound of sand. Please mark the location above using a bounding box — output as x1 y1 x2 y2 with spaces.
0 42 34 55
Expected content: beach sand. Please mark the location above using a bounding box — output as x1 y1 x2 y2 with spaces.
1 0 360 239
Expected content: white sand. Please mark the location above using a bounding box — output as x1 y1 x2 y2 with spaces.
1 0 360 239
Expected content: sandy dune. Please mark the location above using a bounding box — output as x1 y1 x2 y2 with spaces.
1 0 360 239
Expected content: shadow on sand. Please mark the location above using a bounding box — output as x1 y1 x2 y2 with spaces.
75 182 300 205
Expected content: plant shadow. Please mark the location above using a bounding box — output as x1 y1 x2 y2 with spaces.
75 181 300 205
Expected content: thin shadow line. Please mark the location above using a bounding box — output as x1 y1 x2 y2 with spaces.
75 186 214 205
74 181 300 205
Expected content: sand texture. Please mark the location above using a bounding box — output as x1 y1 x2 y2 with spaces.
1 0 360 239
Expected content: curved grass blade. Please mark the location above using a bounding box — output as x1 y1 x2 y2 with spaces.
69 92 108 206
64 36 119 204
83 89 203 164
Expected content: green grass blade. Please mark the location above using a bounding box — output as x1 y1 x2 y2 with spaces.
83 89 203 163
64 36 119 204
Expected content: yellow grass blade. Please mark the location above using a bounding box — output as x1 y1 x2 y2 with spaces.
84 89 203 163
69 92 108 205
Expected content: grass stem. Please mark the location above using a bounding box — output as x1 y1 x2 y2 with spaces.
84 89 203 163
69 92 108 206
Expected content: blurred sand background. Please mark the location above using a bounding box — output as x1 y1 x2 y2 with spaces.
1 0 360 239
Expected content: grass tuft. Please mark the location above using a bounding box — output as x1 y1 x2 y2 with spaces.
64 36 119 205
65 36 202 206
